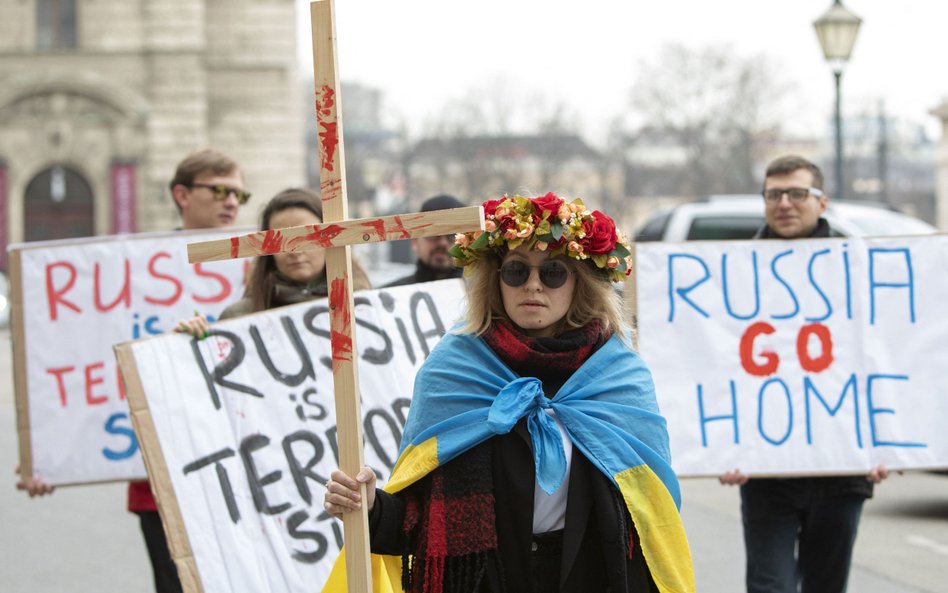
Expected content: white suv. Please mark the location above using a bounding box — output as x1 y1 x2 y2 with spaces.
634 195 936 242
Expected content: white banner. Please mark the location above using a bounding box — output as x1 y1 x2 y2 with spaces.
115 279 466 593
11 229 249 484
636 235 948 477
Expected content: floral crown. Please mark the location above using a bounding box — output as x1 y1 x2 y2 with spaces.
448 192 633 283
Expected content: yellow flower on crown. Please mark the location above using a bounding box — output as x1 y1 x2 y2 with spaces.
449 192 633 283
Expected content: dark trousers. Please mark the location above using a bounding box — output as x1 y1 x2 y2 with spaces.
138 511 183 593
531 529 564 592
741 480 865 593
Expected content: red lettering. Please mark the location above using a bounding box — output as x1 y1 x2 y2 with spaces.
84 362 108 405
192 263 232 304
45 262 81 321
797 323 834 373
46 366 75 407
740 321 779 377
94 259 132 312
145 252 184 306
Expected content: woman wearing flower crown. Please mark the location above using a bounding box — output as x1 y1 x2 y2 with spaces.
323 193 694 593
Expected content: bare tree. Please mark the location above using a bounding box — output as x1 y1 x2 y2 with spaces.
626 44 788 197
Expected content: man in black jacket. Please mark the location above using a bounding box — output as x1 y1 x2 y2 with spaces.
384 194 465 287
720 155 888 593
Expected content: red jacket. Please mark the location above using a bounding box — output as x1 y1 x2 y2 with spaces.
127 480 157 512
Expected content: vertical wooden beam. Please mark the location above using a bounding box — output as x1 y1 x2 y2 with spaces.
311 1 373 591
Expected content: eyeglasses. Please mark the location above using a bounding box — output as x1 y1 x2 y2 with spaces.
189 183 252 205
498 260 572 289
762 187 823 203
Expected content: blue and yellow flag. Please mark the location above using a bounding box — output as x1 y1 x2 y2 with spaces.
324 331 694 593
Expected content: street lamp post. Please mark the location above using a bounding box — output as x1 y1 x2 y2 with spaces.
813 0 862 201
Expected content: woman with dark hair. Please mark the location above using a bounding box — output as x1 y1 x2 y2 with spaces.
322 193 694 593
220 187 371 319
178 188 372 336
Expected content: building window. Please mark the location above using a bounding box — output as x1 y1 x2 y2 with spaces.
36 0 77 50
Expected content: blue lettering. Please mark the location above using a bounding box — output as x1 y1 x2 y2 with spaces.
103 412 139 460
804 374 861 448
757 378 793 445
868 248 915 325
867 374 925 448
696 381 739 447
667 253 711 322
722 252 760 320
770 249 799 320
805 248 833 322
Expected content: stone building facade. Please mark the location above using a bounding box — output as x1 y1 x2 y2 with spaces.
0 0 306 270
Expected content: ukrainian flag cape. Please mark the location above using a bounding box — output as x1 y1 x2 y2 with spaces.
323 330 694 593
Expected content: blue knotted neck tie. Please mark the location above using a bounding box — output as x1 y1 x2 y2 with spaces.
485 377 567 494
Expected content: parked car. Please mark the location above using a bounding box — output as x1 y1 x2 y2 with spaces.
0 270 8 329
634 195 937 242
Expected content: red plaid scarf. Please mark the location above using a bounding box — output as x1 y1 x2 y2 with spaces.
400 320 605 593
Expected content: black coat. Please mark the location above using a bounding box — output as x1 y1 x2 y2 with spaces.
382 260 463 288
369 419 657 593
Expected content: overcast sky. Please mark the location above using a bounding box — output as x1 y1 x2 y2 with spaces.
295 0 947 142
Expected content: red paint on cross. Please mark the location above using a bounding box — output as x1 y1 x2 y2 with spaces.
260 229 285 255
294 224 345 249
315 85 338 173
230 237 240 259
329 277 353 364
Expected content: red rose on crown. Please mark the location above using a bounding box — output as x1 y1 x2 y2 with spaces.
531 192 563 222
482 198 504 219
583 210 618 255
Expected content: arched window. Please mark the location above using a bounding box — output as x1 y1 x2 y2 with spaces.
24 165 94 241
36 0 77 50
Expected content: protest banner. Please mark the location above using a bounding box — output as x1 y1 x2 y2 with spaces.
9 229 249 485
635 234 948 477
114 279 466 593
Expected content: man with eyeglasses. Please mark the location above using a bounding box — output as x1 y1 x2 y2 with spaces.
384 194 466 287
169 148 250 229
17 148 250 593
720 155 888 593
138 148 249 591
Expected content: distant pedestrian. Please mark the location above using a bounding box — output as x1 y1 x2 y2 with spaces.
383 194 466 287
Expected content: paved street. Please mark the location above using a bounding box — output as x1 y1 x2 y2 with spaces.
1 327 945 592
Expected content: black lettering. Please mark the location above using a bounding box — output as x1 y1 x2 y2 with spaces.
354 296 393 365
282 430 326 505
287 510 328 563
302 305 333 370
250 316 315 386
239 434 291 515
182 447 240 523
364 408 402 472
410 292 446 358
191 330 264 410
391 398 411 427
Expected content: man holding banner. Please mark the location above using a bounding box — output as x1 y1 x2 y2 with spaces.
133 148 249 593
719 155 888 593
16 148 250 593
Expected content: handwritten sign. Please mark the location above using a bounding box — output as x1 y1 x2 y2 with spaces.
114 279 466 593
9 229 249 485
635 235 948 477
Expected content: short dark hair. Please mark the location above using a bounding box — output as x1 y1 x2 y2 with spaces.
168 148 241 195
763 155 824 191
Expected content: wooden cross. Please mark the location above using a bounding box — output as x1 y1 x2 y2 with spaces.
187 2 484 590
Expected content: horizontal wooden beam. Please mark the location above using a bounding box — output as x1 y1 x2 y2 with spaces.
187 206 485 263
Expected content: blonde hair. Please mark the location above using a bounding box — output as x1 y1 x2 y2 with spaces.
458 251 627 339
